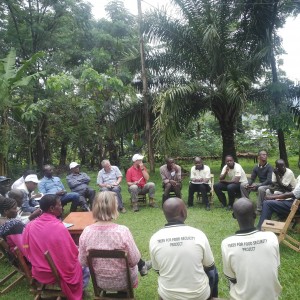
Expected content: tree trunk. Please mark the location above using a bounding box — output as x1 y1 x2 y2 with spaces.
277 128 289 167
137 0 155 173
59 141 68 166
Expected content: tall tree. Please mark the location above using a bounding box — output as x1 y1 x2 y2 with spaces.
0 48 42 174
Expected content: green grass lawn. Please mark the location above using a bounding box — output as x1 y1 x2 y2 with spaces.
1 158 299 299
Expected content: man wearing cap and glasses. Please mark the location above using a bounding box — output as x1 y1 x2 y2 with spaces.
66 162 95 208
16 174 41 213
126 154 156 212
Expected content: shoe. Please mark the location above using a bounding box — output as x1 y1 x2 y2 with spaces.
140 260 152 276
120 207 126 213
206 205 211 211
81 205 90 212
133 204 139 212
226 205 232 211
149 201 158 208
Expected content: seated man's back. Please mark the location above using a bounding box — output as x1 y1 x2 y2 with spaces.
150 198 216 300
221 198 281 300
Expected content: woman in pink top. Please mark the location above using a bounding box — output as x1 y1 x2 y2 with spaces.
79 191 147 291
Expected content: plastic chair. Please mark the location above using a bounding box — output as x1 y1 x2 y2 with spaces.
87 249 135 299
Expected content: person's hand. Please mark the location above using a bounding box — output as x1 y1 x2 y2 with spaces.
29 208 42 221
139 163 144 170
170 179 177 186
265 194 276 200
225 166 230 173
106 184 112 189
273 168 279 175
56 190 66 196
31 193 42 199
198 178 204 182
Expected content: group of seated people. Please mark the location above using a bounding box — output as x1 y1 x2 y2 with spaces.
0 190 283 300
0 149 298 299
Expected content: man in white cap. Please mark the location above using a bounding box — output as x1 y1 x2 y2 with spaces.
126 154 156 211
66 162 95 208
17 174 41 213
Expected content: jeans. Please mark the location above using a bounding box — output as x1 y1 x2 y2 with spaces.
257 199 299 229
101 186 124 209
60 192 80 212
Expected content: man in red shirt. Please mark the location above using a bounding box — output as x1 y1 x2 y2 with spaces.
126 154 156 212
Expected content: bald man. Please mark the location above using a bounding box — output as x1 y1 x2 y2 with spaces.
221 198 281 300
149 198 218 300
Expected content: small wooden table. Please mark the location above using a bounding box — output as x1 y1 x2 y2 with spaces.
63 212 95 244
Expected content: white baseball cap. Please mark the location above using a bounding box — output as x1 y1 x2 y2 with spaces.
69 162 80 169
25 174 39 183
132 154 144 162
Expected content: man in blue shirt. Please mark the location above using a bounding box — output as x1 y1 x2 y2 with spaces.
38 165 89 212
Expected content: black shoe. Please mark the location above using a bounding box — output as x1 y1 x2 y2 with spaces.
206 205 211 211
226 205 232 211
140 261 152 276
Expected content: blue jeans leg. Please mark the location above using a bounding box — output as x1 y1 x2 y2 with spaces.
257 199 294 229
61 192 80 212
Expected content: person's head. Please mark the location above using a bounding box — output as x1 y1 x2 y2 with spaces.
163 197 187 223
69 162 80 174
225 155 235 168
0 197 18 218
232 198 256 230
166 158 175 170
7 189 23 207
132 154 144 167
24 174 39 192
258 150 268 164
101 160 111 172
275 159 286 174
22 169 35 179
39 194 62 217
194 157 203 170
92 191 119 222
43 165 54 178
0 176 11 196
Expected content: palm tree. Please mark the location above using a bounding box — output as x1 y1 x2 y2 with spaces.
142 0 296 163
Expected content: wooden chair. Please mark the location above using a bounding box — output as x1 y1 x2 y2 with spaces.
261 199 300 252
130 194 147 206
40 250 66 299
196 174 215 205
87 249 135 299
0 238 26 295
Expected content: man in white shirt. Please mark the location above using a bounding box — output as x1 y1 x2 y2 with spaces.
222 198 281 300
150 197 218 300
11 169 35 190
188 157 211 210
267 159 296 195
257 180 300 229
214 155 248 210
